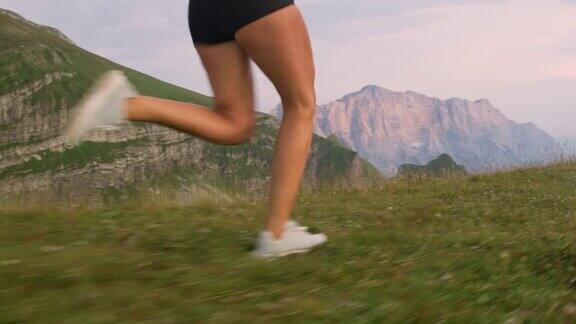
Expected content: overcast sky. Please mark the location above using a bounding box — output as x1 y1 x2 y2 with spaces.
1 0 575 137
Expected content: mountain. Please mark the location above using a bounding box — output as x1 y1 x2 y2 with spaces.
397 153 467 178
273 85 559 176
0 9 380 201
556 136 576 159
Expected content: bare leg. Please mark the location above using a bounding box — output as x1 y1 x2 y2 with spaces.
124 41 255 145
235 5 317 239
122 5 315 240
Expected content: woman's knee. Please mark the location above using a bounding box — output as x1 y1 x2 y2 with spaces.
280 88 316 119
219 118 255 145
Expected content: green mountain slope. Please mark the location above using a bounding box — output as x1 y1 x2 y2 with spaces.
1 161 575 322
398 153 468 178
0 8 381 201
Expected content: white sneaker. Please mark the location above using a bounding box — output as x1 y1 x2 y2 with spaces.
252 226 327 258
285 219 308 231
65 70 139 145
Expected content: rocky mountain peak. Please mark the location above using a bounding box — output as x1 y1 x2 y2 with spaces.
340 84 400 102
271 85 559 176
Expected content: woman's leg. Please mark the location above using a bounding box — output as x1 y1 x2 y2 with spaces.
234 5 317 239
124 41 255 145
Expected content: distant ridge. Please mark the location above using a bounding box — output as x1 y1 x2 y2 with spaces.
397 154 467 178
0 8 75 45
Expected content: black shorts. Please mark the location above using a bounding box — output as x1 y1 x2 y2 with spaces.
188 0 295 44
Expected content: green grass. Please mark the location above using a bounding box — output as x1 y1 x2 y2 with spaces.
1 162 575 322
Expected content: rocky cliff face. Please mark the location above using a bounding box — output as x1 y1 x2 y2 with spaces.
0 9 380 201
274 85 559 176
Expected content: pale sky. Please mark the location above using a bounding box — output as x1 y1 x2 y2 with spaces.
1 0 575 137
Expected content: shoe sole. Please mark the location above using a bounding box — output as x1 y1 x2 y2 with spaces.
251 238 328 259
251 248 312 259
64 70 128 145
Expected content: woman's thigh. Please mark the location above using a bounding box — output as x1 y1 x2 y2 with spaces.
234 5 316 106
195 41 255 123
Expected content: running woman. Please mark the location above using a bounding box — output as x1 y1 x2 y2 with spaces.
66 0 327 258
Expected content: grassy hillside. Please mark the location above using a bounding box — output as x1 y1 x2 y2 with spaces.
1 162 575 322
0 8 212 110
